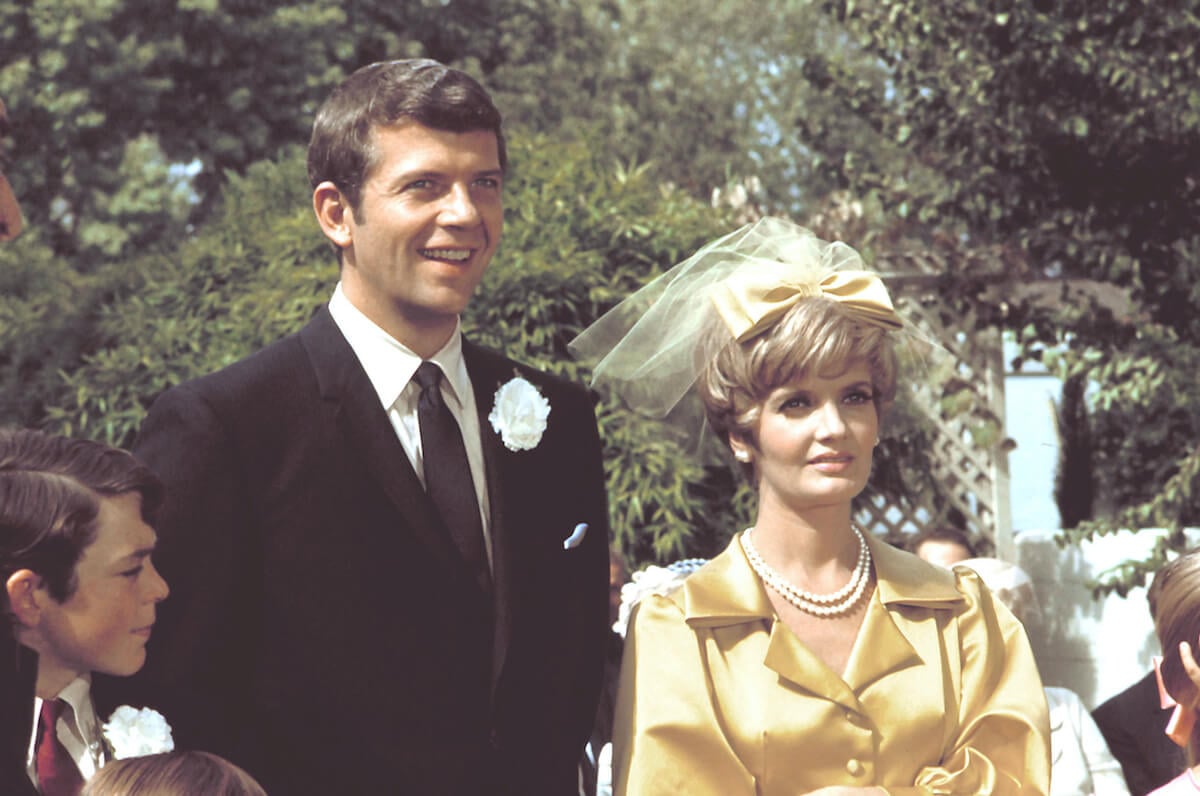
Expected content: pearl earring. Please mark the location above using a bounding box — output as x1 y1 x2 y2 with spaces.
734 450 751 463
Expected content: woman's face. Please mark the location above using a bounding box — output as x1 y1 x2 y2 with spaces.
733 360 878 516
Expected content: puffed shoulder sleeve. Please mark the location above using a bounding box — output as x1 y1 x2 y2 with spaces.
904 567 1051 796
612 594 755 796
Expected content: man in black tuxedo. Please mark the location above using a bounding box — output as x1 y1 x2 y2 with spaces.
107 60 610 795
1093 671 1183 795
1092 561 1186 795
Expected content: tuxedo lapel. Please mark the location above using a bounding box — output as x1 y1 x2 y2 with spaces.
463 342 518 693
299 309 465 574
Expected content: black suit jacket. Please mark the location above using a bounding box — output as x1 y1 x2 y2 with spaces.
1 633 37 796
100 308 610 795
1092 671 1186 796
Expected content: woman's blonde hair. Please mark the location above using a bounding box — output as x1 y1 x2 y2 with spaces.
696 294 898 456
82 751 267 796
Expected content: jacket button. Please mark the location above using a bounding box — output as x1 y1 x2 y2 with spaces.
846 758 865 777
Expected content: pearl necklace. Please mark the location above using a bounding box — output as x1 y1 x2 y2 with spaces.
740 524 872 617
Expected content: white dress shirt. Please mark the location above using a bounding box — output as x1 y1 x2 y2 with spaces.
26 674 105 787
1046 686 1131 796
328 283 493 568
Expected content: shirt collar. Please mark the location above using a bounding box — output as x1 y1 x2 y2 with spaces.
54 673 93 713
328 282 471 410
30 674 99 759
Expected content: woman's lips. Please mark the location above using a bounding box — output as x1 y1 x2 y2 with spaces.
809 454 854 473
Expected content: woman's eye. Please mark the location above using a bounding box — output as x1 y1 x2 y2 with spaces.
121 567 144 579
845 389 874 404
780 395 811 411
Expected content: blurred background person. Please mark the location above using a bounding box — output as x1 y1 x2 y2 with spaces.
911 526 976 569
962 557 1130 796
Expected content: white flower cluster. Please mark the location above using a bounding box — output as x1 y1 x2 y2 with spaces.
102 706 175 760
613 559 708 638
489 377 551 451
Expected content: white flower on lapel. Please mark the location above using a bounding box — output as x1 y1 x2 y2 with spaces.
101 706 175 760
489 376 551 451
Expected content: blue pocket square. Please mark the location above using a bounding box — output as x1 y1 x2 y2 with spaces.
562 523 588 550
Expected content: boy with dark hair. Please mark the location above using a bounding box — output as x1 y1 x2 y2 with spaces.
1 429 168 796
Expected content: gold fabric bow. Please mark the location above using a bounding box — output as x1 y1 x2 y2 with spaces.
710 264 903 342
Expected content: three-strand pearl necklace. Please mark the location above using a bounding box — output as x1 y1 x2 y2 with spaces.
740 524 872 617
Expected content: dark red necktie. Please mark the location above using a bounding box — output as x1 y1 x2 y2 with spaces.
36 699 84 796
414 361 491 594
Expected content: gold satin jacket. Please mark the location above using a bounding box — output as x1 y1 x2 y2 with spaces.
613 535 1051 795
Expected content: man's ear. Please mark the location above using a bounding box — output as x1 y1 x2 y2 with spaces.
5 569 44 628
312 181 354 250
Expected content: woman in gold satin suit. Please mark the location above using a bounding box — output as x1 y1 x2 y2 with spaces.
572 217 1051 796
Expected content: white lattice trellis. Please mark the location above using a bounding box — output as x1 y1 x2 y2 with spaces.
853 276 1014 556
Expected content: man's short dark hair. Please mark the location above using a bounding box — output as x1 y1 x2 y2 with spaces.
909 526 977 557
0 429 163 617
306 58 506 215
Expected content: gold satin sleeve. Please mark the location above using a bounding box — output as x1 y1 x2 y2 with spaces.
902 567 1051 796
613 593 758 796
612 567 1050 796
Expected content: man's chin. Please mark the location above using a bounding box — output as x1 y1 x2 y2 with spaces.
102 652 149 678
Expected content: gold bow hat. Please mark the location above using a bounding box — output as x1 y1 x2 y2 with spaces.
710 259 902 343
569 217 904 420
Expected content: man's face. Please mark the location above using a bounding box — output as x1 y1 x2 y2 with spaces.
337 121 503 345
915 539 972 569
0 98 22 242
33 493 168 683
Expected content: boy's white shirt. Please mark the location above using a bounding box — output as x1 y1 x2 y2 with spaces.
25 674 106 786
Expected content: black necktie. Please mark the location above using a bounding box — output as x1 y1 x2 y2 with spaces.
414 362 490 592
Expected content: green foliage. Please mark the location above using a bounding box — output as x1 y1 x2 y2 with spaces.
42 146 331 445
806 0 1200 586
13 0 1196 580
471 133 753 564
0 0 623 265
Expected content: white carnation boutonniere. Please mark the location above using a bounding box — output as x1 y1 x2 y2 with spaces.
101 706 175 760
488 376 551 452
